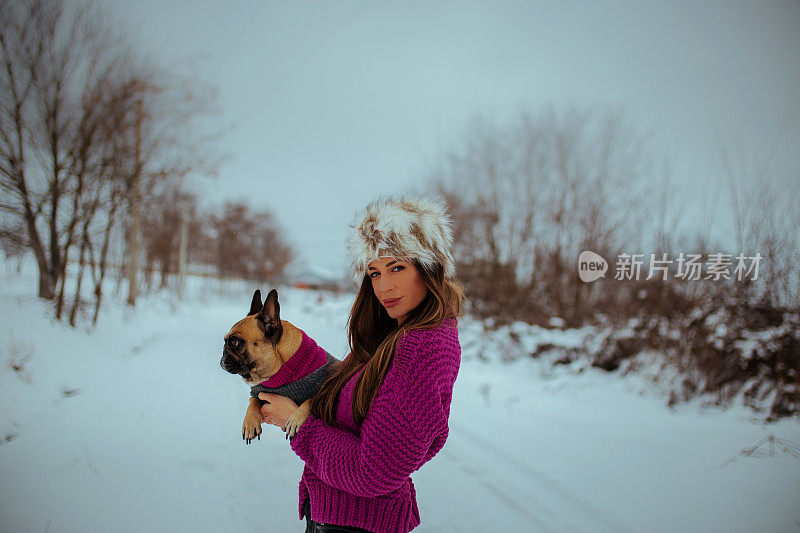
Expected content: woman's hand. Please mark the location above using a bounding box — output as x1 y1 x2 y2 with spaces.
259 392 298 431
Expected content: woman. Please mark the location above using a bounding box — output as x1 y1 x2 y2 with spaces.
259 194 465 532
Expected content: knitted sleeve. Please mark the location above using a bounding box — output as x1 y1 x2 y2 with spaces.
289 328 459 497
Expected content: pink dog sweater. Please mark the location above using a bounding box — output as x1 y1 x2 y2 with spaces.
249 330 339 405
289 317 461 533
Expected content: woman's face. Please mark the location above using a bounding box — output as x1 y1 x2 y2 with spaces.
368 257 429 325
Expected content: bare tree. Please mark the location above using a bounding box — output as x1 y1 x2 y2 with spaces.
212 201 294 282
1 0 221 324
121 63 220 307
1 0 60 298
720 146 799 309
1 0 131 301
429 106 652 325
140 185 198 290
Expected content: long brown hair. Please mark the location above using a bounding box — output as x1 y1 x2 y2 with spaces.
310 259 465 427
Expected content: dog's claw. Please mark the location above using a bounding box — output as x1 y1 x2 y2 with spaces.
242 420 262 445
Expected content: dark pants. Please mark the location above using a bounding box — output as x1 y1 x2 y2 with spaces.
303 500 373 533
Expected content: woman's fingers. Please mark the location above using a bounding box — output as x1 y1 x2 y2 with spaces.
260 405 272 420
258 393 299 429
258 392 279 402
260 402 280 426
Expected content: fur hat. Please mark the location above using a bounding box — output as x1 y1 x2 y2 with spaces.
347 193 455 285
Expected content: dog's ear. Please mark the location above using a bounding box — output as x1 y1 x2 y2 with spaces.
259 288 282 342
248 289 263 315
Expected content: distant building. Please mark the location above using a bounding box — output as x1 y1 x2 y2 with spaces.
290 264 348 293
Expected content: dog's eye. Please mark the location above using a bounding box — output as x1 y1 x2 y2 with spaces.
227 337 241 349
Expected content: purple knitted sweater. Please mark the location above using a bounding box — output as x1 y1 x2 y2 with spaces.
289 317 461 533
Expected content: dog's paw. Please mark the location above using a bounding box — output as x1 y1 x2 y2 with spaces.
242 417 262 445
284 409 310 440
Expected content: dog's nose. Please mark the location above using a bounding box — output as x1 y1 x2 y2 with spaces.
220 351 241 374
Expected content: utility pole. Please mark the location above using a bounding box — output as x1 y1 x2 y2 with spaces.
127 97 143 307
177 197 189 300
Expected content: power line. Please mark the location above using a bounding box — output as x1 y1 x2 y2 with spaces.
217 0 273 65
256 0 371 103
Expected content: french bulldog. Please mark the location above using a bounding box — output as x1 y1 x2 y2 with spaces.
221 288 339 444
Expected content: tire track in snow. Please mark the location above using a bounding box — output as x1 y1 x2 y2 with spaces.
448 421 634 533
441 441 563 532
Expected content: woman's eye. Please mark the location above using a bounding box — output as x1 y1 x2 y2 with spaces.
392 266 404 272
369 271 379 278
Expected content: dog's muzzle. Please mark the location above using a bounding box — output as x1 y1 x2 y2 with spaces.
220 348 248 375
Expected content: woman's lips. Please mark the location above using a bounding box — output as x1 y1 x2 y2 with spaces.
383 297 401 308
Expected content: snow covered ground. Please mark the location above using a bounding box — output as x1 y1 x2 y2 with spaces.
1 263 799 532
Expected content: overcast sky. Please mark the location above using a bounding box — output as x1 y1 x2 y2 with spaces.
106 0 800 278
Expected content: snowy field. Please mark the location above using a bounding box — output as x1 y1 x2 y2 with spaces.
1 262 799 533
